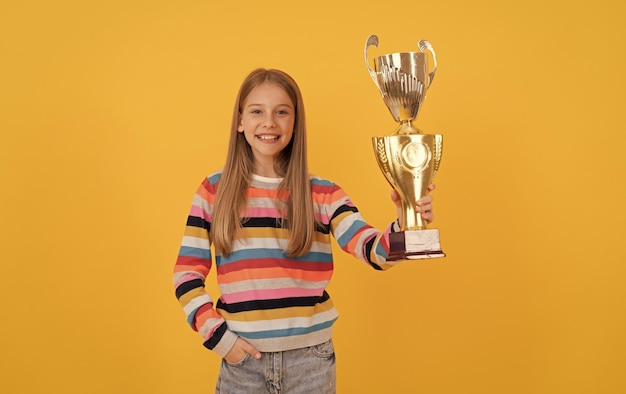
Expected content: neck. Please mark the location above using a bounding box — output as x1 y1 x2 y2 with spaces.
253 159 279 178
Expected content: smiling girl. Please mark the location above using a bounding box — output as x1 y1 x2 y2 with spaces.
173 68 435 393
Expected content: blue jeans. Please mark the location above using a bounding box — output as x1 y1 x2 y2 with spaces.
216 339 336 394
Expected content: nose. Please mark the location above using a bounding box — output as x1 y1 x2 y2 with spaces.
263 115 276 128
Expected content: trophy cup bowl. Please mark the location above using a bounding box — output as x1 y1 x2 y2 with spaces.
365 34 445 260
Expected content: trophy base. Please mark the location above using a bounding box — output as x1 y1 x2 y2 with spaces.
388 229 445 261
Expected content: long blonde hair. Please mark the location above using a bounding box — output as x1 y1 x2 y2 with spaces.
212 68 315 257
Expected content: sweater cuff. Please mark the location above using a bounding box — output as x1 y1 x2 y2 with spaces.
211 329 238 358
391 218 401 232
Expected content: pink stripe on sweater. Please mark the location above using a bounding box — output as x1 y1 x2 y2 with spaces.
243 207 283 218
189 205 210 219
178 273 202 285
221 287 324 304
315 212 331 223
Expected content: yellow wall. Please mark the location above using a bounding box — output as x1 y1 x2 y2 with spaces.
1 1 625 393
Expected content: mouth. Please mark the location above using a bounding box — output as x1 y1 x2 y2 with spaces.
256 135 280 141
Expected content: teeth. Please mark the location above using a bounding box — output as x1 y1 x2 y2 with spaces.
258 135 279 140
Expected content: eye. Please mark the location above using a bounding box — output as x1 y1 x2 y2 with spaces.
277 109 290 115
250 109 262 114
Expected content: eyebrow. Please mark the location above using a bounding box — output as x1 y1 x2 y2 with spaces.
245 103 293 108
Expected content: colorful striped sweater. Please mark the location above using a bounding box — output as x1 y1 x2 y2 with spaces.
173 171 401 357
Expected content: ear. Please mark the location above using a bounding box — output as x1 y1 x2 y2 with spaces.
237 116 244 132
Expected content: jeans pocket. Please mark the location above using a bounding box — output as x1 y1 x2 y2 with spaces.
224 352 251 366
311 339 335 359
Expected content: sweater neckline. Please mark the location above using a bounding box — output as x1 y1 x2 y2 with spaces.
252 174 284 184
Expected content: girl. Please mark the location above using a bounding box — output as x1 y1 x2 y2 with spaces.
173 68 435 393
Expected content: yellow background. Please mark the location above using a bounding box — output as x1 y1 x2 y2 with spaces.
1 0 625 393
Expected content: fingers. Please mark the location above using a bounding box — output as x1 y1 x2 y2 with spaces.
390 189 401 205
225 338 262 363
391 185 436 224
240 340 261 360
418 193 434 224
224 346 246 364
420 211 435 224
417 195 433 211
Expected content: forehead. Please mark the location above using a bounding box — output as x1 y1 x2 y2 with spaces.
244 82 294 107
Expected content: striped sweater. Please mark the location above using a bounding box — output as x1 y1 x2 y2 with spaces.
173 171 401 357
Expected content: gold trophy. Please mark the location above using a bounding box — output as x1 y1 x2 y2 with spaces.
365 34 445 260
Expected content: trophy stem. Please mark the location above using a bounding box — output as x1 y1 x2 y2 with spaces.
401 199 428 231
394 120 421 135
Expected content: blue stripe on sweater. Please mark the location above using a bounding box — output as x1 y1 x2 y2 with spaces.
310 177 333 186
233 318 338 339
179 246 212 260
187 305 201 327
207 172 221 185
216 248 333 266
335 219 368 248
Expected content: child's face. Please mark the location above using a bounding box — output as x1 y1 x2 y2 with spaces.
238 82 295 173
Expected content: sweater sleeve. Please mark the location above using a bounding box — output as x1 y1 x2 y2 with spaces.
325 182 400 270
173 177 238 357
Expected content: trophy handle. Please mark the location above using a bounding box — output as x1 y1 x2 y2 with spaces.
418 40 437 88
364 35 381 90
432 134 443 179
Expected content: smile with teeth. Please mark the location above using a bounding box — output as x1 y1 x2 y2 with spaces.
257 135 280 141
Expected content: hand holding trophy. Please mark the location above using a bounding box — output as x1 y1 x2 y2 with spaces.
365 35 445 261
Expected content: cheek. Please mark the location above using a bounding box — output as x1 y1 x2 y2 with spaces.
242 130 255 144
285 130 295 145
285 119 295 132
